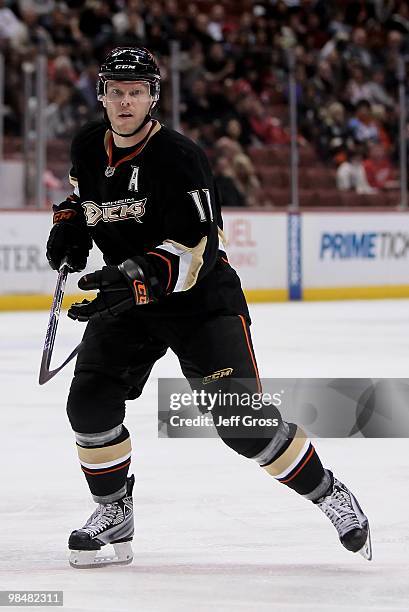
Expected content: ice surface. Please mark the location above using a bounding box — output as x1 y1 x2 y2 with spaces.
1 301 408 611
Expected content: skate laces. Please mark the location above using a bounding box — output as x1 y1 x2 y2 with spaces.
81 503 119 536
317 479 361 537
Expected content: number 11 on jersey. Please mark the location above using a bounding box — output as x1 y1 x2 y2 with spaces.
188 189 214 222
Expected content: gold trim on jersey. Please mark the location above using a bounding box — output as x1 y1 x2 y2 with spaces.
104 120 162 157
218 227 227 248
157 236 208 291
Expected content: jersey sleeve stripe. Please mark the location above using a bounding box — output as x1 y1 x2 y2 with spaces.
218 227 227 254
156 236 207 292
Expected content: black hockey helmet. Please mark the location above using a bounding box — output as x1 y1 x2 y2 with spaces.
98 47 161 138
97 47 161 103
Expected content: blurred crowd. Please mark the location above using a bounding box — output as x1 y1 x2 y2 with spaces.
1 0 409 205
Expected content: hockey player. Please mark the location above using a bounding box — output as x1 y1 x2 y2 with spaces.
46 47 371 568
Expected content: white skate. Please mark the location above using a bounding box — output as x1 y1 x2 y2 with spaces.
68 475 134 568
315 471 372 560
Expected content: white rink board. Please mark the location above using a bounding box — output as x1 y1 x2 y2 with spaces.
222 211 287 290
3 210 409 299
303 212 409 288
0 212 104 295
0 210 288 296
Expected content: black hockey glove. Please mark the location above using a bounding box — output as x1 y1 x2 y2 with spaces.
67 258 155 322
46 205 92 272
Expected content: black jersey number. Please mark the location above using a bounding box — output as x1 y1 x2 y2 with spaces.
188 189 214 223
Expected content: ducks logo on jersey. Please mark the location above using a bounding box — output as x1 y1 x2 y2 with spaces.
82 198 146 226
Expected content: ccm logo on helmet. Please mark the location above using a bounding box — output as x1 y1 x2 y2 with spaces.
114 64 138 69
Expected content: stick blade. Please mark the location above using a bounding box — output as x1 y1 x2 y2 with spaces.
38 342 82 385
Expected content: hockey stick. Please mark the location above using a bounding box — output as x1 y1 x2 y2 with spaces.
38 259 82 385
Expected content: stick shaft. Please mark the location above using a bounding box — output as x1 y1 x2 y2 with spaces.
39 262 80 385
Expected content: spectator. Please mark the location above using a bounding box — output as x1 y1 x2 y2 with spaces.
384 29 405 57
343 27 373 69
378 29 405 91
113 0 145 44
78 0 113 49
363 143 399 191
336 150 376 194
232 153 260 207
388 3 409 38
328 7 351 37
223 116 251 148
75 62 99 112
0 0 25 44
302 12 329 51
171 17 196 53
49 53 77 86
230 96 259 146
311 60 337 106
215 136 244 161
18 0 55 17
365 68 395 109
146 21 169 56
46 82 84 138
43 6 76 47
162 0 179 36
320 30 349 61
248 98 291 146
182 41 206 89
345 64 373 106
347 100 381 145
318 101 349 162
214 156 245 207
208 4 226 42
2 47 24 134
182 78 213 125
18 6 54 53
204 42 235 83
192 13 214 52
237 11 256 46
185 3 199 21
1 0 404 210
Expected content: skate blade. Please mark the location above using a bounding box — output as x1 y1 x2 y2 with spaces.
69 542 133 569
358 526 372 561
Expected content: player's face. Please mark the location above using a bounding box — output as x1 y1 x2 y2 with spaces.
103 81 152 134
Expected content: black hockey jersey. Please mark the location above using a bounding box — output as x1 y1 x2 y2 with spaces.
62 119 249 319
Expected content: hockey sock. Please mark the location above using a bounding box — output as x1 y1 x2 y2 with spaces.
74 424 132 503
253 422 330 500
